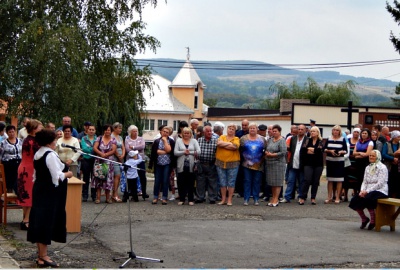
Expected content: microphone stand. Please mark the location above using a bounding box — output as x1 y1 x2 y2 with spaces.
71 147 163 267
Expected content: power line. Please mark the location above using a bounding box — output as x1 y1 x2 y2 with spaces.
136 58 400 71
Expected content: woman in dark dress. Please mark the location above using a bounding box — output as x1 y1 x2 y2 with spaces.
27 129 73 267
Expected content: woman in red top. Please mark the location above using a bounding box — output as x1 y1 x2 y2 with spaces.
17 119 43 230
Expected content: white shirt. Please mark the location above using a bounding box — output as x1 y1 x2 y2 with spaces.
292 136 304 169
34 147 66 186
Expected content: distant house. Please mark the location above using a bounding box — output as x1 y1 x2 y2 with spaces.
141 59 207 142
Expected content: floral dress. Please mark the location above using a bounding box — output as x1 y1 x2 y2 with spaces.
91 136 116 191
17 135 40 206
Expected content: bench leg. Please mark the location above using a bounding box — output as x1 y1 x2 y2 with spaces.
376 204 395 232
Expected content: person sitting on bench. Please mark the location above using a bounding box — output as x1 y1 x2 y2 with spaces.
349 150 389 230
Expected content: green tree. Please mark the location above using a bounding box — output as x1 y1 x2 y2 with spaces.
387 1 400 106
262 78 358 109
0 0 161 128
203 98 218 107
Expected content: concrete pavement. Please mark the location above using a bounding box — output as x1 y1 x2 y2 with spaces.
1 177 400 268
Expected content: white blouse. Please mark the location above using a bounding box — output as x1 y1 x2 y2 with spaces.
361 162 388 195
34 147 67 187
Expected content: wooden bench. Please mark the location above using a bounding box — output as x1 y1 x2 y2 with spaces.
376 198 400 232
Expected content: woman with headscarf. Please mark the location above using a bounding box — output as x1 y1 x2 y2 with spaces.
382 130 400 198
349 150 388 230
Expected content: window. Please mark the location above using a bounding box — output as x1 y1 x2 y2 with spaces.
173 120 180 131
194 86 199 109
158 119 168 129
144 119 155 131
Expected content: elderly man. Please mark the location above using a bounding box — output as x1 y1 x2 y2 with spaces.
190 119 199 139
281 124 307 203
56 116 79 138
382 126 391 141
212 121 224 139
196 125 218 204
235 119 249 138
258 124 267 137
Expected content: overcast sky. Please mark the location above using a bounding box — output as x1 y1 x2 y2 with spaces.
139 0 400 82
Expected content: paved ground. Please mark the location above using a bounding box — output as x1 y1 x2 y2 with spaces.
1 176 400 268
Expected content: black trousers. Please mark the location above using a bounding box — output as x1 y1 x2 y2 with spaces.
81 158 95 200
177 171 195 202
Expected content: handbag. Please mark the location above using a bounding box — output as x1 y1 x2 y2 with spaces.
193 151 202 174
93 160 109 180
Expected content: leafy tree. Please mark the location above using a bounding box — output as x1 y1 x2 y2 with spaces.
203 98 218 107
386 1 400 106
0 0 161 129
261 78 359 109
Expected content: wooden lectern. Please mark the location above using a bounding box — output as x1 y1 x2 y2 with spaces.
66 176 84 233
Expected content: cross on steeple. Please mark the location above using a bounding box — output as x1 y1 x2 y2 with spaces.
185 47 190 61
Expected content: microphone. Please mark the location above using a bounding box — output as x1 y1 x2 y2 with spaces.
61 143 81 151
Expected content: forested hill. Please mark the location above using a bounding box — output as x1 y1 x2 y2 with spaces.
138 58 398 107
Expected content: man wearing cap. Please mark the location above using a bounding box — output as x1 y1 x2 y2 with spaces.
258 124 267 137
78 121 92 140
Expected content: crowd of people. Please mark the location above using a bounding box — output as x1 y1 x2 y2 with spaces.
1 116 399 238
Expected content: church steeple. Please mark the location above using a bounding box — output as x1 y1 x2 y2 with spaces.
169 49 205 120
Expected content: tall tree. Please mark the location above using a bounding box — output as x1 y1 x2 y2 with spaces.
387 1 400 106
0 0 161 128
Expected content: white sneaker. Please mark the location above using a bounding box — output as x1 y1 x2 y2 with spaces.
169 195 176 201
279 198 289 203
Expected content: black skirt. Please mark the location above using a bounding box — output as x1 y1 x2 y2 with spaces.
349 190 388 210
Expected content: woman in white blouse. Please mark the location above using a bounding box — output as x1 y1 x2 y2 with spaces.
27 129 73 267
349 150 388 231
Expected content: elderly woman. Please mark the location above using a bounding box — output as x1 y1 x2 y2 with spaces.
17 119 43 230
215 123 240 206
0 125 23 193
111 122 126 202
299 126 324 205
149 126 175 205
265 124 287 207
382 130 400 198
92 124 117 204
349 150 388 230
324 125 348 204
125 125 148 200
174 127 201 205
27 129 73 268
56 125 81 177
353 128 374 194
240 122 267 206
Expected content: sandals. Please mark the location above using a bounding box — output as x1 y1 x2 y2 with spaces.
112 197 122 203
106 199 113 204
37 257 59 268
178 202 184 205
94 199 100 204
162 200 167 205
217 201 227 205
152 199 158 205
334 200 340 204
324 199 331 204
